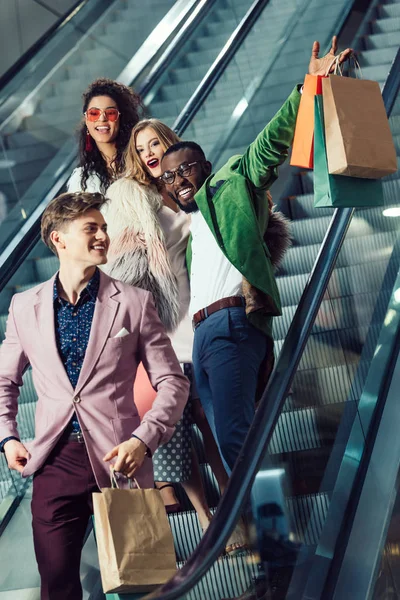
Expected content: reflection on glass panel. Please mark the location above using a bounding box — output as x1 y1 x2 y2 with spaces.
373 483 400 599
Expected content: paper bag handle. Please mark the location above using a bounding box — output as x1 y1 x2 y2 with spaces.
325 52 362 78
109 466 141 490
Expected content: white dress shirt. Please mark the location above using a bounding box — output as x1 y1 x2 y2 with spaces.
158 206 193 363
189 210 242 318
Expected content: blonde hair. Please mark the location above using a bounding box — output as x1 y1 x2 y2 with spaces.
124 119 180 186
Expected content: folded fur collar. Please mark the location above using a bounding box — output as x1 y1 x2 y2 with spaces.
266 210 293 268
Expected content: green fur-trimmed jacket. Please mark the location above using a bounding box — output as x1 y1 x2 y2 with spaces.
187 86 301 340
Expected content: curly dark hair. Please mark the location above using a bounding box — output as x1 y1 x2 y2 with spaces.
78 78 143 193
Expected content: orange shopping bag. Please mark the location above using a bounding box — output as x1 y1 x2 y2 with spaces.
290 74 326 169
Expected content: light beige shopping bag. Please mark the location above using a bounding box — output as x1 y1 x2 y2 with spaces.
93 470 176 594
322 66 397 179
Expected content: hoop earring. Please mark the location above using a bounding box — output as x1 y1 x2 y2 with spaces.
85 129 93 152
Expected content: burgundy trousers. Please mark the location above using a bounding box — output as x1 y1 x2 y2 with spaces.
31 435 100 600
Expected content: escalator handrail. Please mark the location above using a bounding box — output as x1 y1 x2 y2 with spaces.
172 0 270 135
0 0 88 91
143 48 400 600
137 0 218 101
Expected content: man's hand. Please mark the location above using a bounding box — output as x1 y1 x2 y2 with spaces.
4 439 29 473
103 437 147 478
309 36 353 76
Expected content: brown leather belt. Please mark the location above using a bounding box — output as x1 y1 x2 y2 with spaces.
192 296 245 329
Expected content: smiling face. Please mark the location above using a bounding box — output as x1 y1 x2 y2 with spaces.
135 126 165 178
161 148 211 213
85 95 120 146
51 209 110 268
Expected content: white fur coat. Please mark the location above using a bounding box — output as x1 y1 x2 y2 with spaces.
102 178 180 332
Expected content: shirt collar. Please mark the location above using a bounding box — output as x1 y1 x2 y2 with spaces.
53 268 100 304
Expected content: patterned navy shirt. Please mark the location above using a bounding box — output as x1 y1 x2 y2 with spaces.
54 268 100 433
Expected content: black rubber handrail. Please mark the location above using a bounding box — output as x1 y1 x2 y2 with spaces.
142 47 400 600
0 0 87 91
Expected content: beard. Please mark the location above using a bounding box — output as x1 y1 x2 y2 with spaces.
168 193 199 214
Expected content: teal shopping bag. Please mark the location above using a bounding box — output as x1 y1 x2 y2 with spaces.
313 95 384 208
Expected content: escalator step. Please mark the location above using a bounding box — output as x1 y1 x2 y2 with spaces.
283 363 359 411
364 31 400 50
378 2 400 18
176 552 257 600
287 492 329 546
371 17 400 35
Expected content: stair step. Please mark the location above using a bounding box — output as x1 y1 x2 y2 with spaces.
280 231 398 276
275 323 384 372
371 16 400 35
378 2 400 18
361 63 394 82
176 552 257 600
274 290 391 342
364 31 400 50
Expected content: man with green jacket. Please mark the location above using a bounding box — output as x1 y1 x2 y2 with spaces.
160 38 351 474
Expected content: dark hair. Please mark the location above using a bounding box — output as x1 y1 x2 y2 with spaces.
78 78 143 193
162 141 206 161
41 191 106 255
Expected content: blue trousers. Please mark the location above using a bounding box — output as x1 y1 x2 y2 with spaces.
193 306 269 473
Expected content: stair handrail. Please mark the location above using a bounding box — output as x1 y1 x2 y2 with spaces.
141 48 400 600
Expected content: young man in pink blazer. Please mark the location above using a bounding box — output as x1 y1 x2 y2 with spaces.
0 191 189 600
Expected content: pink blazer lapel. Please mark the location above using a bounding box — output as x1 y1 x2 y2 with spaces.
74 271 119 395
34 275 74 395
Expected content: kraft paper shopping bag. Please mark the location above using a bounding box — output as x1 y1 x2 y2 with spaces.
93 471 176 594
314 95 384 208
322 74 397 179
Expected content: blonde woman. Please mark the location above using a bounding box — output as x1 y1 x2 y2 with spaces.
103 119 239 545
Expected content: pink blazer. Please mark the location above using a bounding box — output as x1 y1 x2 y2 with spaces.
0 271 189 489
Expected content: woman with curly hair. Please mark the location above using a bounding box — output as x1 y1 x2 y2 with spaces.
67 78 142 193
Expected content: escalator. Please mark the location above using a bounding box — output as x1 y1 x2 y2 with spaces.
0 0 399 598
